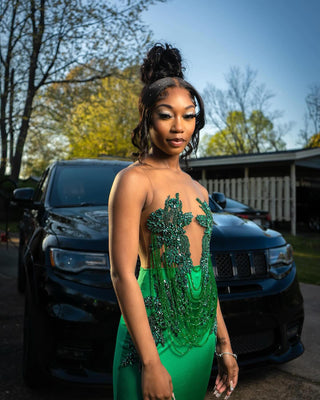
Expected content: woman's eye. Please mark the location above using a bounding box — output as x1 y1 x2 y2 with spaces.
158 113 172 120
184 113 196 120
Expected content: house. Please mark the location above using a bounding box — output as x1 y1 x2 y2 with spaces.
188 147 320 235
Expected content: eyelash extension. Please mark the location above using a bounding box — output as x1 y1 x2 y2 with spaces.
158 113 172 119
157 113 196 120
184 113 196 119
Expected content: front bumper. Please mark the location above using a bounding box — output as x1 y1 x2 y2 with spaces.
217 264 304 368
35 269 120 386
33 263 304 385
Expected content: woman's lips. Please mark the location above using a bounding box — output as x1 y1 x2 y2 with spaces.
167 138 186 147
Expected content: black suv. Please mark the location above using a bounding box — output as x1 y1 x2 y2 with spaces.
13 159 304 387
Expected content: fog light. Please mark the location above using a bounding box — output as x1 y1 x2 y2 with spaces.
287 324 299 340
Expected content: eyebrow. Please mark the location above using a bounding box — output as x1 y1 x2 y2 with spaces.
155 104 195 110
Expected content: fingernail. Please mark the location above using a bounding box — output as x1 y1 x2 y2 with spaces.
224 396 230 400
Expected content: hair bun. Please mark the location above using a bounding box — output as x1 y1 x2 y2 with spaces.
140 43 184 85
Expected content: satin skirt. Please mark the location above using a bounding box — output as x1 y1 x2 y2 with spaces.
113 266 216 400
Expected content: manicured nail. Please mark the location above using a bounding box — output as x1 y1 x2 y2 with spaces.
224 395 230 400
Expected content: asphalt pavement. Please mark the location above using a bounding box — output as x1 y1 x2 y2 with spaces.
0 235 320 400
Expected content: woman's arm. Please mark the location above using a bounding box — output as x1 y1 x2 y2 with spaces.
197 183 239 398
108 168 173 400
214 300 239 399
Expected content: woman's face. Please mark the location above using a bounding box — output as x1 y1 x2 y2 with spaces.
150 87 196 156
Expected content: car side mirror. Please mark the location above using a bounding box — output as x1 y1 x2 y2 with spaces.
212 192 226 209
12 187 35 208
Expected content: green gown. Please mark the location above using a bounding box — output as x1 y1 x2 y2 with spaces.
113 194 218 400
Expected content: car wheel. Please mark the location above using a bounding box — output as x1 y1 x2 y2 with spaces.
17 240 26 293
23 289 50 388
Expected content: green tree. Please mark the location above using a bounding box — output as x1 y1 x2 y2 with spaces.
202 110 285 156
21 65 141 176
0 0 164 182
307 132 320 148
22 123 68 177
202 66 289 155
66 66 141 158
299 84 320 147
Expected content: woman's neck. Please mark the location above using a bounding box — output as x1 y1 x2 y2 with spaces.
146 150 181 171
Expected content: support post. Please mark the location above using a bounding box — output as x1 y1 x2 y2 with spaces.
290 163 296 236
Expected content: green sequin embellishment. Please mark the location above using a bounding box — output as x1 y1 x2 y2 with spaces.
120 193 218 367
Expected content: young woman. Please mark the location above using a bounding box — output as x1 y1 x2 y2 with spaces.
109 43 239 400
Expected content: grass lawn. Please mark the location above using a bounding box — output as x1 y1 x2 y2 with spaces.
283 233 320 285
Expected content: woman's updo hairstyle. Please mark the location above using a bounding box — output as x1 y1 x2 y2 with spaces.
140 43 184 84
132 43 205 161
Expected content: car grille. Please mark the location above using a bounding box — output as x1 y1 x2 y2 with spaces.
230 330 275 355
212 251 268 281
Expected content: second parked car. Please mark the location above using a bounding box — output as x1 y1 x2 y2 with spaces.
212 192 271 228
13 159 304 387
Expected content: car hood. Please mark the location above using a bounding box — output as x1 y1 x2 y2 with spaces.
211 213 285 250
46 206 108 251
224 207 267 215
45 207 285 253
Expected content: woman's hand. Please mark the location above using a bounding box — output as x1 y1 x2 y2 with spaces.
213 353 239 399
141 359 174 400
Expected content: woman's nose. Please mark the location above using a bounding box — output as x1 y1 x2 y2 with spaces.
171 117 184 132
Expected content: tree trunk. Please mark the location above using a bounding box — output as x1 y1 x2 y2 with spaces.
10 0 45 182
0 129 7 178
10 84 35 182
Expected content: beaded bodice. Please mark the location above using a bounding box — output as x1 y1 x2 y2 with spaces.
120 193 217 367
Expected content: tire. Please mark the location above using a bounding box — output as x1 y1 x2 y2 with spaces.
23 288 50 388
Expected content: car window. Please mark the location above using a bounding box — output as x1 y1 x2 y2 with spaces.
209 197 222 212
49 164 125 207
34 168 50 203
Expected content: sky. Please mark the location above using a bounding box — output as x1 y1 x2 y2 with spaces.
142 0 320 149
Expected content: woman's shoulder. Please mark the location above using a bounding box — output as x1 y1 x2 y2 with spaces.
115 161 150 181
114 162 149 190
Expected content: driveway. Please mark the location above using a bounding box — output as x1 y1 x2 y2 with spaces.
0 237 319 400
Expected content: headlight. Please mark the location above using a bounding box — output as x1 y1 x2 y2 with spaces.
268 244 294 279
50 248 109 273
269 244 293 266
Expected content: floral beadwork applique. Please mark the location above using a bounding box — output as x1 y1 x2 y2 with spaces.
120 193 218 368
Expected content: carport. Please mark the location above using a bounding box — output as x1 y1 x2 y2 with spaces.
189 147 320 235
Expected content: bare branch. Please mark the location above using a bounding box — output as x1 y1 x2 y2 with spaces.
202 66 287 155
1 0 162 180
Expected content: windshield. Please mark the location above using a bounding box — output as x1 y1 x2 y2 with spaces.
49 164 127 207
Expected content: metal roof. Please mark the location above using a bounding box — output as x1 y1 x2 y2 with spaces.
189 147 320 169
